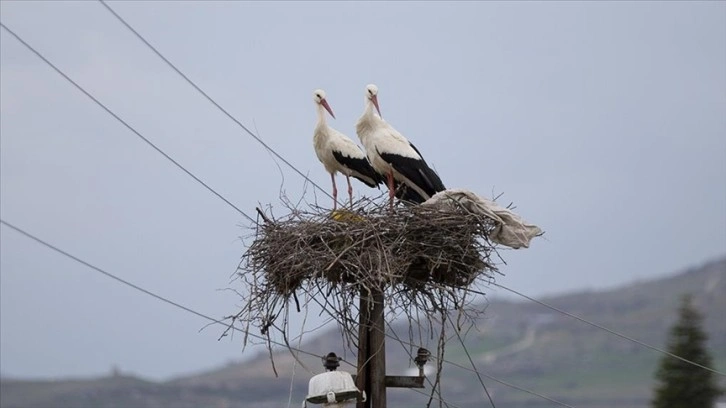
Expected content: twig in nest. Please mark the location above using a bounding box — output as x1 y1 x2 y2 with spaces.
256 207 272 224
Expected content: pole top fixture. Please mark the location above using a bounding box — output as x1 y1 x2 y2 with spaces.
323 352 341 371
414 348 431 369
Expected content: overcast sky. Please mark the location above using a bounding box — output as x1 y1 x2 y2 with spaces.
1 1 724 381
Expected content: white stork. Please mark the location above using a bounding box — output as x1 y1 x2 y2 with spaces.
355 84 446 208
312 89 382 210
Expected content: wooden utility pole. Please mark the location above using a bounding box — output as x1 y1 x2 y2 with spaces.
369 287 387 407
356 290 371 408
356 287 427 408
356 287 386 408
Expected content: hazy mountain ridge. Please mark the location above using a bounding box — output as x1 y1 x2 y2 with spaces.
2 257 724 408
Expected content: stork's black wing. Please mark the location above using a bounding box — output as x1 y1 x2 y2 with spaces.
379 144 445 199
332 150 383 187
408 143 445 192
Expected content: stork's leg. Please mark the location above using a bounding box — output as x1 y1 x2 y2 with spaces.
331 173 338 211
346 175 354 208
387 170 395 210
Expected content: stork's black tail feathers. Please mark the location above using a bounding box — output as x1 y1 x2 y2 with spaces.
379 141 446 204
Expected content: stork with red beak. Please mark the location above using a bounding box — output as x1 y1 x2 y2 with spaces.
312 89 382 210
355 84 445 209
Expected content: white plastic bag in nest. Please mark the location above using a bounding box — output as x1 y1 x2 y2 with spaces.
422 189 543 249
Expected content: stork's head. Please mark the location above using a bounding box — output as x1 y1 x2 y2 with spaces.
365 84 381 117
313 89 335 119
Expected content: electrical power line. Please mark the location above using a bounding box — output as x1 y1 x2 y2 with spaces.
409 387 461 408
479 282 725 377
383 320 575 408
97 0 340 207
0 22 256 226
0 219 322 362
447 318 496 408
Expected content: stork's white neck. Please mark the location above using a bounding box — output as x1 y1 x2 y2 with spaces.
355 99 380 150
358 98 380 126
363 97 377 118
316 103 328 127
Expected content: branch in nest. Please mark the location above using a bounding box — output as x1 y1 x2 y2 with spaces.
256 207 272 224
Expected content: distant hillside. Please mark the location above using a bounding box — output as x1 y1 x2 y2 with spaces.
2 257 724 408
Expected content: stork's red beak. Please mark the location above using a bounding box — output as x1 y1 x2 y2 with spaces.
321 99 335 119
371 94 381 117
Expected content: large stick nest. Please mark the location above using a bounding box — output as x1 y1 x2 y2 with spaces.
234 197 503 345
